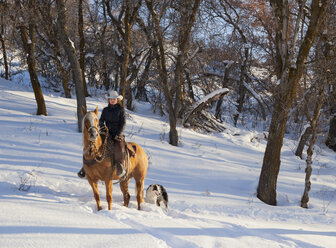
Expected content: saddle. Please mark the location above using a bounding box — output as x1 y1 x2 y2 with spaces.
101 131 136 159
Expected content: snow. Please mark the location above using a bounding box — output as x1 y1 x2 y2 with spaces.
0 78 336 248
191 88 230 106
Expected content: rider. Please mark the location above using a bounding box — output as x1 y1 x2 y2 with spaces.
99 90 126 178
77 90 126 178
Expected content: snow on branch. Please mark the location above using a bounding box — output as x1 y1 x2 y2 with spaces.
183 88 229 127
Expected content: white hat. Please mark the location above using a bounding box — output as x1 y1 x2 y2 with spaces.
107 90 123 100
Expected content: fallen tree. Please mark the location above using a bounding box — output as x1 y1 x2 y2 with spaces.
183 88 229 132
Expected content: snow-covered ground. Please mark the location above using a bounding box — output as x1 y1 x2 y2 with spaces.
0 78 335 248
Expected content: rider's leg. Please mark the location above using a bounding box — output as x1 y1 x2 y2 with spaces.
114 139 126 178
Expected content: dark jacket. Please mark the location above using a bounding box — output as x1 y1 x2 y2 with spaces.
99 103 126 138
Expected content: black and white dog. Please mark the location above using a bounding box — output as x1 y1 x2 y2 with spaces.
145 184 168 209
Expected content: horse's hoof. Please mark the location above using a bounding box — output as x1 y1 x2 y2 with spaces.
98 206 102 211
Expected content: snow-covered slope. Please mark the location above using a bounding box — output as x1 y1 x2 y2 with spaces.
0 78 335 248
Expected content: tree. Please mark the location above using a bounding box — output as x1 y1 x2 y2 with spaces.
0 1 9 80
35 0 71 98
17 0 47 116
301 82 326 208
56 0 87 131
207 0 251 126
323 3 336 151
257 0 328 205
105 0 142 109
146 0 200 146
78 0 89 97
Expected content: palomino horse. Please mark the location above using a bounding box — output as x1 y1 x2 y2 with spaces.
81 106 148 210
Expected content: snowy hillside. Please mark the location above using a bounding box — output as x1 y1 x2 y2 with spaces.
0 78 335 248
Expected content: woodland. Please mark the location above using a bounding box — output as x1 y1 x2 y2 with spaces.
0 0 335 207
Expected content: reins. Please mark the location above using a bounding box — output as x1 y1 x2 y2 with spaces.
83 125 109 163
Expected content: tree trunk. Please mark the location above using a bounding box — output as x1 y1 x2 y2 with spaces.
295 127 312 159
18 1 47 116
0 11 8 79
257 0 327 205
233 44 249 126
173 0 201 119
301 85 325 208
78 0 89 97
53 40 71 98
326 116 336 151
124 6 132 109
233 79 247 126
0 34 8 80
145 0 178 145
300 120 317 208
105 0 141 109
301 151 312 208
215 61 232 120
56 0 86 131
101 3 109 91
56 56 71 98
135 51 151 102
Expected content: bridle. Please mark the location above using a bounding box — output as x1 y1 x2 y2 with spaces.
87 125 99 133
83 115 109 163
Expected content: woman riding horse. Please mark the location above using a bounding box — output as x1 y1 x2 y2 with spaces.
78 90 126 178
80 106 148 210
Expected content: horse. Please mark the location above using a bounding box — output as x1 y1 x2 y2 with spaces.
81 106 148 211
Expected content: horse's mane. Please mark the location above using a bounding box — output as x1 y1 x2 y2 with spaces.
81 111 97 145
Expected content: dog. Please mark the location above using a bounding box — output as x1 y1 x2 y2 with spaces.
145 184 168 209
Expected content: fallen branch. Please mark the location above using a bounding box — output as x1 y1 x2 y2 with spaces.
183 88 229 128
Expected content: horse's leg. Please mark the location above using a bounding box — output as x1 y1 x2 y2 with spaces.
135 177 145 210
105 179 113 210
120 179 130 207
88 179 102 211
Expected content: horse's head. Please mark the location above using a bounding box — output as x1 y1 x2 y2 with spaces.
82 106 99 142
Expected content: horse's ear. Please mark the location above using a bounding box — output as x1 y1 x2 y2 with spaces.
94 106 98 115
81 106 87 116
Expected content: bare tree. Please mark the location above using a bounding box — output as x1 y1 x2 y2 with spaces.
35 0 71 98
56 0 87 131
207 0 251 126
78 0 89 97
16 0 47 116
172 0 201 120
146 0 200 146
257 0 328 206
301 83 325 208
0 1 9 80
105 0 142 109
